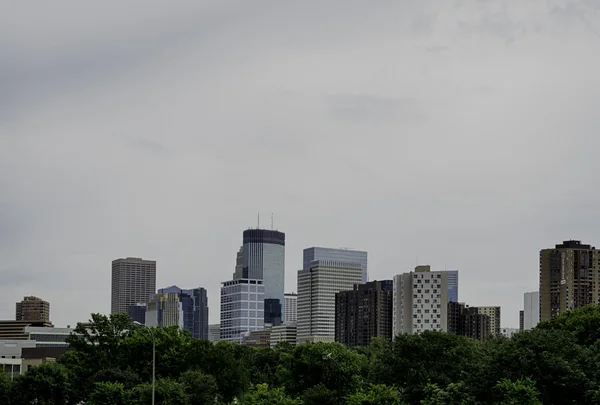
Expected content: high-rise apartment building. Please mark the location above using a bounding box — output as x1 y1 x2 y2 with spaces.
242 229 285 318
157 286 209 339
540 240 599 322
146 293 183 328
392 266 449 335
523 291 540 330
447 302 490 341
335 280 393 346
297 260 363 343
303 247 368 283
220 279 265 343
111 257 156 315
284 293 297 324
447 270 459 302
519 310 524 331
476 306 501 337
16 297 50 322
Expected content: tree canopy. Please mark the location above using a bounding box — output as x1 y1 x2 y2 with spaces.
5 305 600 404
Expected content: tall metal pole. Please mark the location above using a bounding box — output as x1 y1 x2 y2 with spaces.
152 335 155 405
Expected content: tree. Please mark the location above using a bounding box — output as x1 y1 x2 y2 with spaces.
179 369 219 404
536 304 600 346
87 382 132 405
345 384 405 405
11 362 73 405
238 383 304 405
133 378 187 405
302 383 338 405
421 382 475 405
493 378 542 405
0 372 10 405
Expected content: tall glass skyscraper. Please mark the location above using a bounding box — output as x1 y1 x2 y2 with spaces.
303 247 368 283
156 285 209 339
447 270 459 303
243 229 285 314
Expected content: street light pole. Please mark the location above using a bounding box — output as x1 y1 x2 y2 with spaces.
134 321 155 405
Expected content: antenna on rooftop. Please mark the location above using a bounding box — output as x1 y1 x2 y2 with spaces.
257 211 260 229
271 213 274 230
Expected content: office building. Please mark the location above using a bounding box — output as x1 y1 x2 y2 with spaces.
24 326 75 348
523 291 540 330
304 247 368 283
146 293 183 328
392 266 449 335
111 257 156 315
284 293 297 324
15 297 50 322
264 298 282 326
208 324 220 343
0 321 53 340
447 270 459 302
297 260 363 343
157 286 209 339
540 240 599 321
335 280 393 346
220 279 265 343
242 229 285 320
242 329 271 347
519 310 524 331
270 323 297 347
0 340 36 378
476 306 501 337
127 303 147 325
447 302 490 341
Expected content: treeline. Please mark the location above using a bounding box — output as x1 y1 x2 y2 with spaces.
3 306 600 404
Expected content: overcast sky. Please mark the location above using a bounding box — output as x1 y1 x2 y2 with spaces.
2 0 600 328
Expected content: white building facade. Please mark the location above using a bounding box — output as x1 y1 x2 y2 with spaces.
524 291 540 330
220 279 265 343
284 293 297 323
270 323 297 347
297 260 363 343
392 266 449 335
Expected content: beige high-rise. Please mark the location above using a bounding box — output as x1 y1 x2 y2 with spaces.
111 257 156 315
540 240 599 322
16 296 50 322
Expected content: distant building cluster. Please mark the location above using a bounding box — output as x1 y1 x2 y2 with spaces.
7 233 600 377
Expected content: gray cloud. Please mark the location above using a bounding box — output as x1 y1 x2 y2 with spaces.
2 0 600 328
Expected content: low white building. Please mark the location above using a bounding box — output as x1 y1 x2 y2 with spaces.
500 327 520 338
270 323 297 347
0 340 36 379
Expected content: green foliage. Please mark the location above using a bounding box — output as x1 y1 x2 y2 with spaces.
237 383 303 405
537 304 600 346
133 378 187 405
11 362 73 405
345 384 405 405
179 369 219 404
493 378 542 405
302 383 338 405
421 382 475 405
87 382 133 405
0 371 10 405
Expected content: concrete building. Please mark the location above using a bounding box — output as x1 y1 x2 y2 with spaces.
392 266 449 335
220 279 265 343
0 340 36 379
303 247 368 284
523 291 540 330
335 280 394 346
111 257 156 315
242 329 271 347
297 260 363 343
447 270 459 302
0 321 53 340
242 229 285 321
208 324 220 343
476 306 501 337
146 293 183 329
270 323 297 347
15 297 50 322
284 293 297 324
540 240 599 321
447 302 490 341
158 286 209 339
500 327 520 338
519 310 524 331
24 326 75 348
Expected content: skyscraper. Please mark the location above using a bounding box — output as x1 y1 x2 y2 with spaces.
127 303 146 325
447 302 490 341
540 240 599 321
297 260 363 343
111 257 156 315
146 293 183 328
335 280 393 346
157 285 209 339
523 291 540 330
284 293 297 324
220 279 265 343
303 247 368 283
476 306 501 337
447 270 459 302
243 229 285 318
15 297 50 322
392 266 449 335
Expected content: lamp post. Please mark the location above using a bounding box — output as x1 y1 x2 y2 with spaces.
323 353 341 399
134 322 155 405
